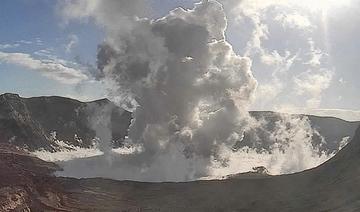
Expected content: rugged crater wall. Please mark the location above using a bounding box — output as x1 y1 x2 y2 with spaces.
0 93 358 154
0 93 131 151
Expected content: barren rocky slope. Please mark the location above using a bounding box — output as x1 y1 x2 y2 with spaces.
0 93 131 151
0 143 69 211
1 93 358 154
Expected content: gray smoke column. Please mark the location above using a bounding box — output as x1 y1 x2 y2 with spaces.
60 0 258 180
86 102 115 154
99 0 256 176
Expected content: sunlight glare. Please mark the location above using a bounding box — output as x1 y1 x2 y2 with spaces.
291 0 352 12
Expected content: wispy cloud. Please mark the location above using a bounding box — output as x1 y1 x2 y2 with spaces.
18 40 33 45
0 38 43 50
220 0 338 111
293 70 334 107
304 39 325 67
275 12 314 30
0 43 20 50
65 34 79 53
0 51 88 84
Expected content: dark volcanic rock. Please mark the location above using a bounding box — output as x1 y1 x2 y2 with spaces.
0 93 357 155
0 93 131 151
0 143 70 211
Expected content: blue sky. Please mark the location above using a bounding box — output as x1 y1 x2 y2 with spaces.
0 0 359 119
0 0 104 99
0 0 198 100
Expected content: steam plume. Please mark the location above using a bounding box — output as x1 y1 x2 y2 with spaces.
92 0 258 179
52 0 340 182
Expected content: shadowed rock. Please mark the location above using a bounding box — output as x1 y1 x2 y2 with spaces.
0 93 131 151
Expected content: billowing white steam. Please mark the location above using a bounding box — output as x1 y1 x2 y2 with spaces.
211 114 334 178
35 112 339 181
95 0 257 179
49 0 342 182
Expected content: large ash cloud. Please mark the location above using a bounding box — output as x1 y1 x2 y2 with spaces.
92 0 258 178
98 1 256 169
54 0 340 181
57 0 258 179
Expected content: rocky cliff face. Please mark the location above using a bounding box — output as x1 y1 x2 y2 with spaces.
0 93 131 151
0 143 68 211
0 93 357 154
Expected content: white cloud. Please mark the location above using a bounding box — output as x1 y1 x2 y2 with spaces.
304 39 325 67
57 0 150 28
255 82 283 105
293 69 334 107
0 39 43 50
65 34 79 53
35 38 43 45
18 40 33 45
0 43 20 50
294 70 333 95
338 77 346 84
221 0 340 111
275 12 313 30
260 50 298 69
0 51 88 84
